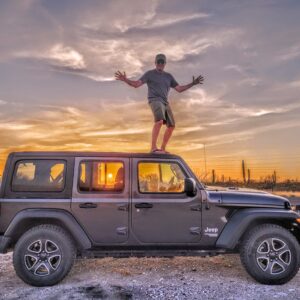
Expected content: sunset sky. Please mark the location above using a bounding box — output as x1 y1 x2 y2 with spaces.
0 0 300 181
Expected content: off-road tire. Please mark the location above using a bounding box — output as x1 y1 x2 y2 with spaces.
240 224 300 285
13 224 76 286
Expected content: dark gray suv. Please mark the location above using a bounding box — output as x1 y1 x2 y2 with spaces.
0 151 300 286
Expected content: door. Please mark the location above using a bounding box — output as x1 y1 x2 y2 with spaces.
71 157 129 245
131 158 202 244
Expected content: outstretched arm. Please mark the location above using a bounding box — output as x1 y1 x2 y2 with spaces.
174 75 204 93
115 70 144 88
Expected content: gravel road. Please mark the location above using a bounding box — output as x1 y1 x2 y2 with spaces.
0 252 300 300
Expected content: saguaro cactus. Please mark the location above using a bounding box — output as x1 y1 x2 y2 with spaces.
242 160 246 184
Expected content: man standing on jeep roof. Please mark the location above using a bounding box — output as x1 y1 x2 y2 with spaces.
115 53 204 153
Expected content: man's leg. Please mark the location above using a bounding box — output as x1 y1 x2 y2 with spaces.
161 103 175 152
151 120 164 151
161 126 175 152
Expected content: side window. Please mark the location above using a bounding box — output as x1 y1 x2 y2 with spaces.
138 162 185 193
79 161 124 192
12 160 66 192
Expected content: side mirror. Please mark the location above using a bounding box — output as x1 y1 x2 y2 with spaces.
184 178 197 197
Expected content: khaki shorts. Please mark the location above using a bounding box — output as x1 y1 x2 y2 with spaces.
149 101 175 127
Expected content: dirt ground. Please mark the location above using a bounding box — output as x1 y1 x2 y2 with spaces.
0 252 300 300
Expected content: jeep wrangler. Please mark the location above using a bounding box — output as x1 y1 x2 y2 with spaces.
0 152 300 286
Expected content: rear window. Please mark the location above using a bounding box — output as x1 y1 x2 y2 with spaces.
78 161 124 192
12 160 66 192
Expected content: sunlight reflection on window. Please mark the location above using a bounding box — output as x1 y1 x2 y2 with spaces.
138 162 185 193
79 161 124 192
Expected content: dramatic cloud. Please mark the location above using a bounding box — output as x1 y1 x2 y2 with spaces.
279 44 300 61
46 44 86 69
14 44 86 70
139 12 211 30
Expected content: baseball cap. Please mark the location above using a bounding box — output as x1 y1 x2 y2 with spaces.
155 53 166 63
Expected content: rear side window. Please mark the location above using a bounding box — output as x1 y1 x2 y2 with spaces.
138 162 185 193
78 161 124 192
12 160 66 192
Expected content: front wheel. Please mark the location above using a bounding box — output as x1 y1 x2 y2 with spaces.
240 224 300 285
13 224 76 286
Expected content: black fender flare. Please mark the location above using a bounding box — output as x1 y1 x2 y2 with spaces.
216 208 299 249
2 209 92 251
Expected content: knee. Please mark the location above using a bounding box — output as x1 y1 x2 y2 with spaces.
168 125 175 130
155 120 164 126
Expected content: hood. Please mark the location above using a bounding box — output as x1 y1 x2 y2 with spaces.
205 186 290 209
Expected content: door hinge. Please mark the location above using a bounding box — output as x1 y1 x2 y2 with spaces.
190 227 201 235
118 204 129 211
116 227 127 236
190 204 201 211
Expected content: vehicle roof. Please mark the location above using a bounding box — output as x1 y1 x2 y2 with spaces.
10 151 181 160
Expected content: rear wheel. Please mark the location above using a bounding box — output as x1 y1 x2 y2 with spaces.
240 224 300 285
13 224 76 286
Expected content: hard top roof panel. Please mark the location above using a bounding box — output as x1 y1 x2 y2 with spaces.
10 151 181 160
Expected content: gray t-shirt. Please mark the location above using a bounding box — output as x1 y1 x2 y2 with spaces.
139 69 179 104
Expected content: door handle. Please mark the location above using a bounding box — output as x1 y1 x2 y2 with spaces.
135 203 153 209
79 202 98 209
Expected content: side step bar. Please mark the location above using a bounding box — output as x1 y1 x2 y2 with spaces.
79 249 229 259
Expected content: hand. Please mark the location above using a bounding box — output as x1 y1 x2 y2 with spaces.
192 75 204 85
115 70 127 82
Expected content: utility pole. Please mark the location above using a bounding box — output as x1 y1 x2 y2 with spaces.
247 169 251 184
203 143 207 178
